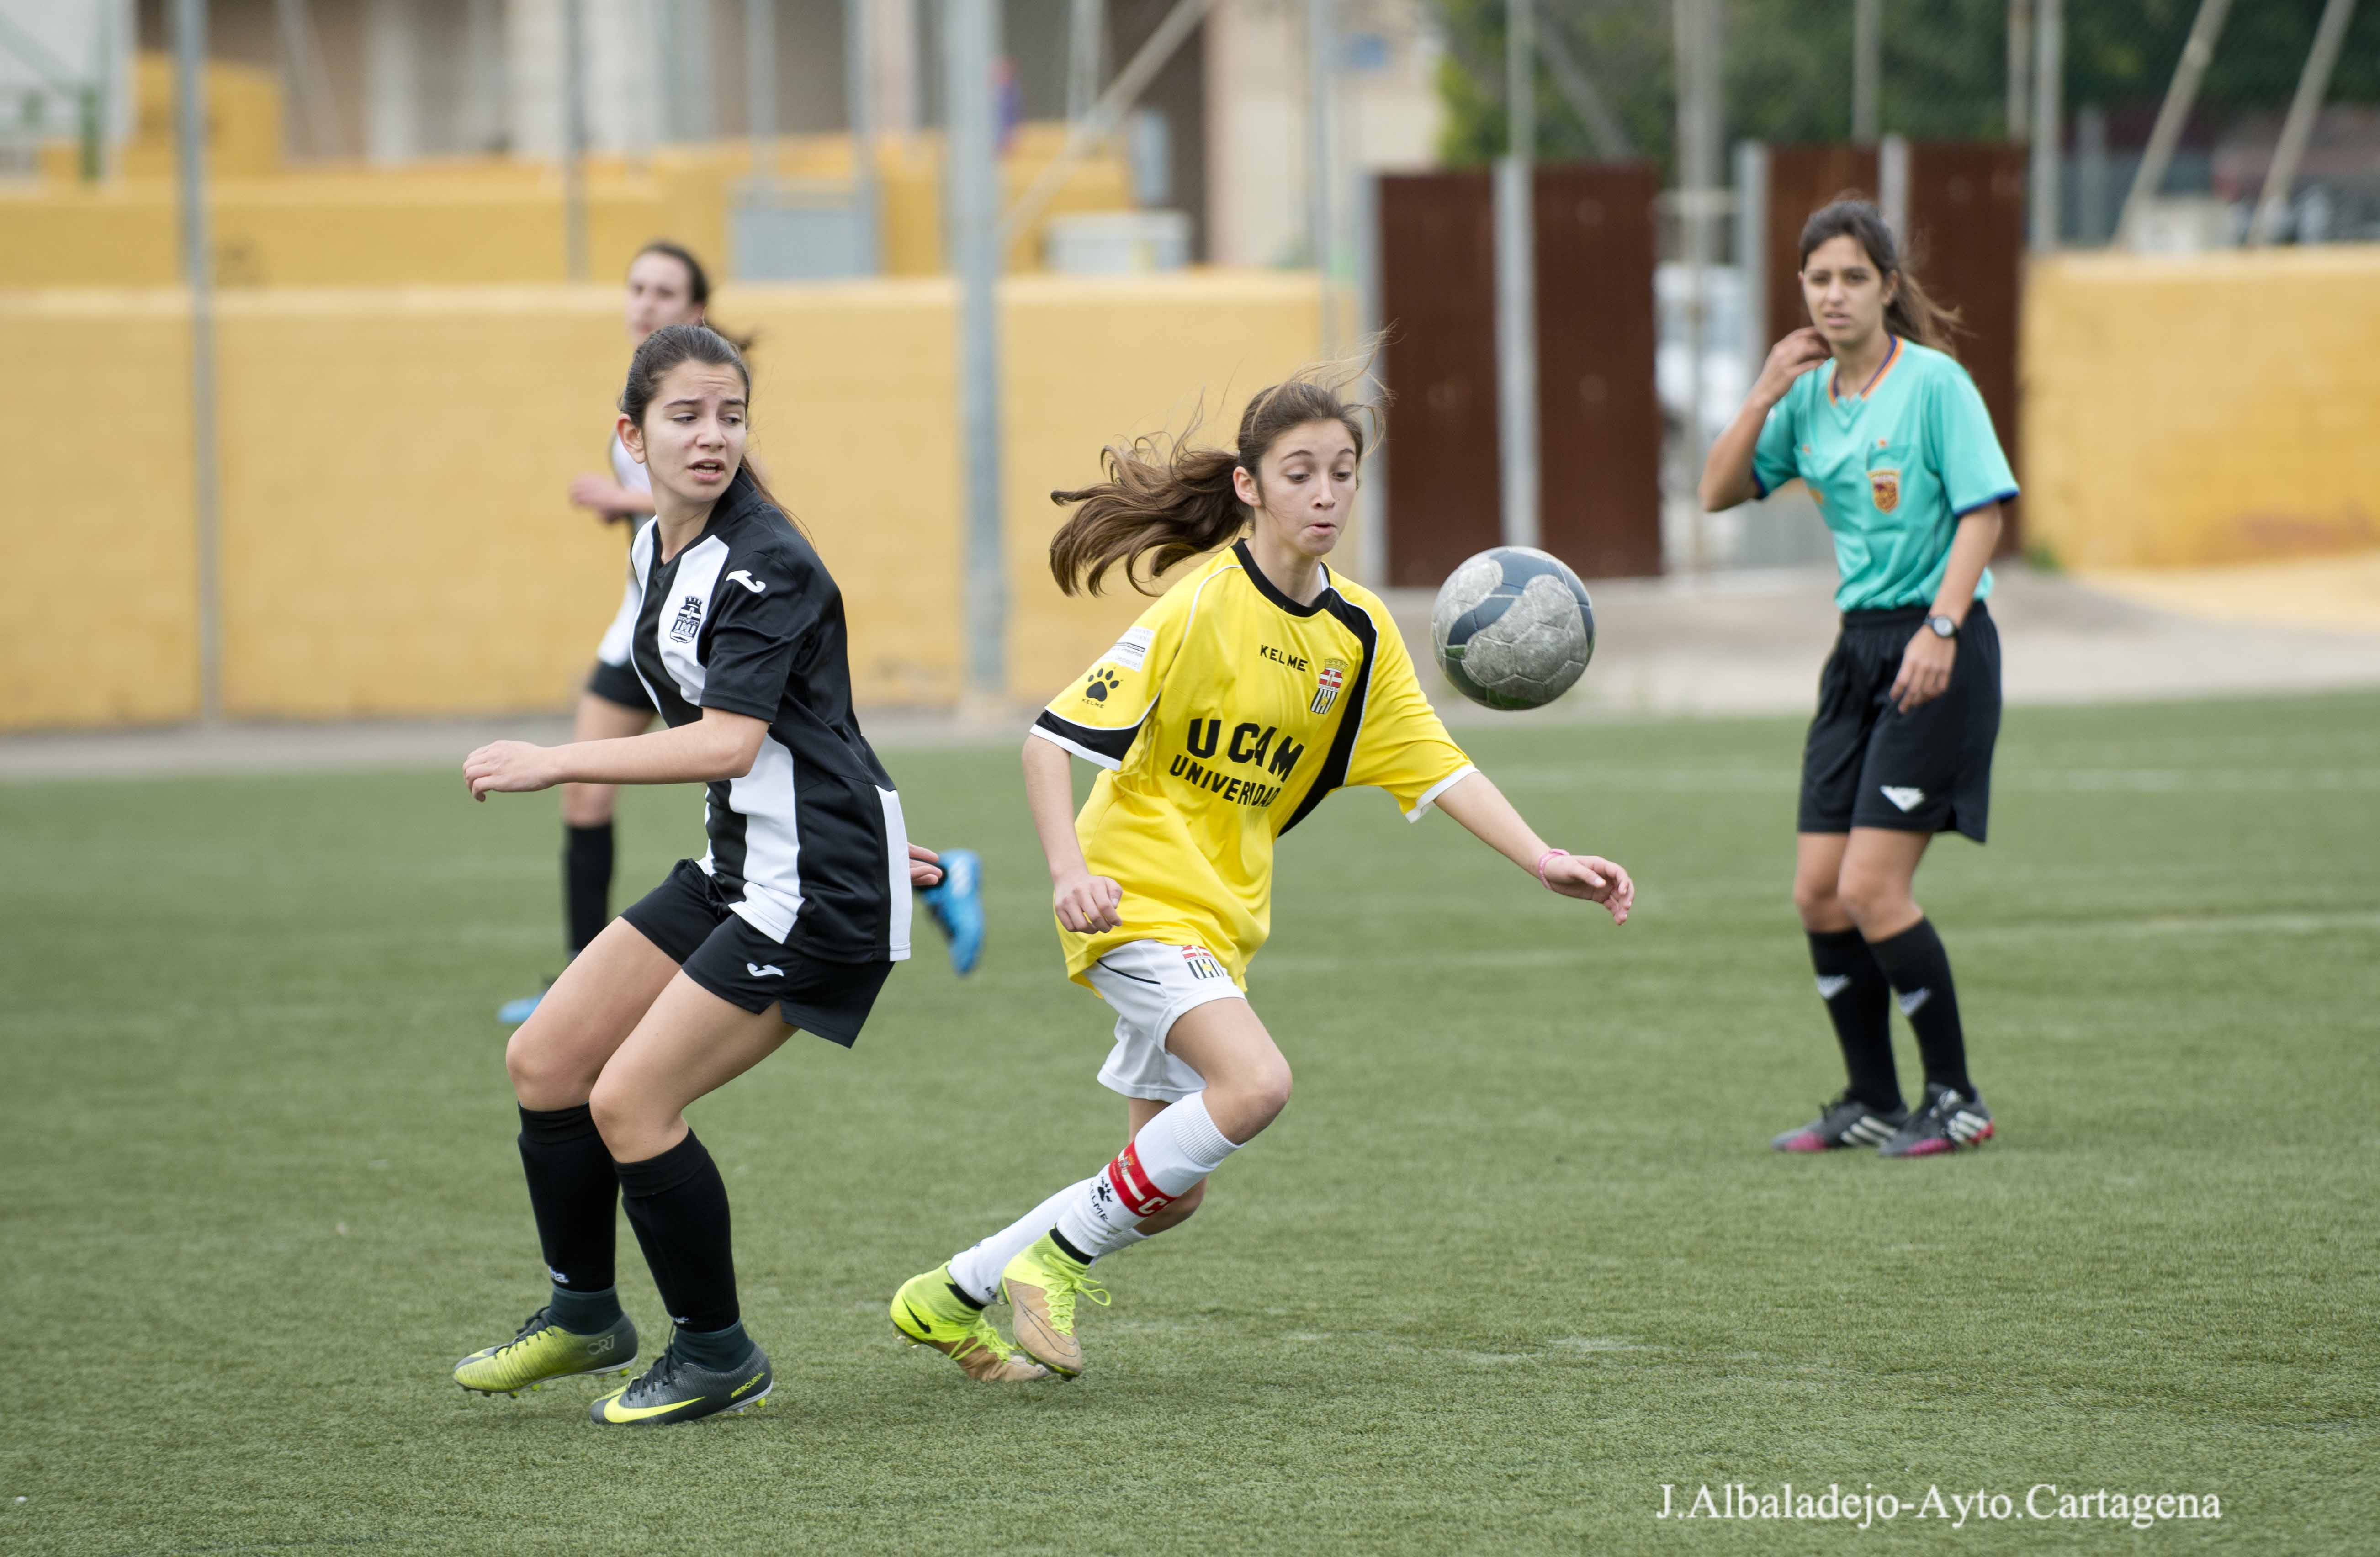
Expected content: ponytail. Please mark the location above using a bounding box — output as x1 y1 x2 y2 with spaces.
1048 371 1378 597
1797 196 1961 355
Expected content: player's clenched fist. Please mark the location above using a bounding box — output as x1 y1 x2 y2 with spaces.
1053 869 1124 934
1543 853 1634 924
464 740 557 800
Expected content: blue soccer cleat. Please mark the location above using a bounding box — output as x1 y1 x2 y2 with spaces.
498 984 548 1025
921 848 984 975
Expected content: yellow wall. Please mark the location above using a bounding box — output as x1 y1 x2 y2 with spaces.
13 120 1132 290
0 274 1325 731
0 292 201 727
2022 247 2380 568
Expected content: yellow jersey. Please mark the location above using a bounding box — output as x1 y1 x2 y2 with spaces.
1031 540 1475 989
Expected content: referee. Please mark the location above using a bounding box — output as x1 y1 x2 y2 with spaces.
1700 198 2014 1159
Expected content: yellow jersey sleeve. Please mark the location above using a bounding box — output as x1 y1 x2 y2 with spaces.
1345 616 1476 819
1029 588 1190 770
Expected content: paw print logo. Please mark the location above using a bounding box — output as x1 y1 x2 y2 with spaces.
1083 667 1121 704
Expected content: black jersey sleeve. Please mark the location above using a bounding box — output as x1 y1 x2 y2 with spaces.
698 542 826 722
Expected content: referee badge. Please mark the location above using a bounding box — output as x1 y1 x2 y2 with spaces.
1868 468 1902 514
1311 657 1348 715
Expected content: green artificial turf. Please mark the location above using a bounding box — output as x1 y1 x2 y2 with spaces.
3 693 2376 1554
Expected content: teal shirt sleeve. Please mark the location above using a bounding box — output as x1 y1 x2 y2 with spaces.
1749 378 1803 498
1925 364 2018 516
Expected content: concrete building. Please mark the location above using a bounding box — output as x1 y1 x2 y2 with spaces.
128 0 1445 265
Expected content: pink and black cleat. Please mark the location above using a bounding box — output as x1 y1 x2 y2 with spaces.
1877 1084 1994 1158
1771 1091 1910 1153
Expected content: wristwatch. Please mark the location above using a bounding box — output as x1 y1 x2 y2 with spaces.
1925 614 1960 639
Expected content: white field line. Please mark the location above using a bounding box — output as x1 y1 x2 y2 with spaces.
1256 908 2380 975
1487 766 2380 794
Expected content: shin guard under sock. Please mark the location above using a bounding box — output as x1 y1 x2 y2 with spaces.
1807 928 1901 1111
563 822 615 957
615 1130 739 1333
1864 918 1975 1099
1055 1094 1241 1260
516 1104 620 1322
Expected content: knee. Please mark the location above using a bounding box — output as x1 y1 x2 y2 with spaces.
559 784 615 827
506 1029 588 1110
1218 1058 1293 1138
1835 865 1905 929
585 1072 656 1157
1791 874 1839 926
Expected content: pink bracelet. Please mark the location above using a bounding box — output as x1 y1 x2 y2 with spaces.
1534 848 1569 890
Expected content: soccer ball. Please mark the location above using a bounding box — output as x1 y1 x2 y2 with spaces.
1428 546 1596 711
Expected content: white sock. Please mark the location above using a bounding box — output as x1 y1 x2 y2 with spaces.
1055 1093 1241 1260
948 1179 1103 1305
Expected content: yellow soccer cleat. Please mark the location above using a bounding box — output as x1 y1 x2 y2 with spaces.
453 1308 638 1396
891 1265 1051 1383
1000 1234 1110 1381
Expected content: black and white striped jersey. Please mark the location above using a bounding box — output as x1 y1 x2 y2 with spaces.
623 469 912 963
595 434 654 670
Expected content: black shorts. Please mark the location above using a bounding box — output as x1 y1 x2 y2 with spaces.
587 657 655 713
619 859 894 1047
1798 601 2001 843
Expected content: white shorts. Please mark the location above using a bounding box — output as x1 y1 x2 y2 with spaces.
1083 939 1246 1102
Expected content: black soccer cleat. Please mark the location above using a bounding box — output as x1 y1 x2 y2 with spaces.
1771 1091 1910 1153
589 1341 772 1426
1877 1084 1994 1158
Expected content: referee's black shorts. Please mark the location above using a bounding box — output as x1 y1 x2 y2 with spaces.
1798 601 2001 843
620 859 893 1047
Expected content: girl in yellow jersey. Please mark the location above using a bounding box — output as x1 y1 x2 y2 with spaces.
888 372 1635 1383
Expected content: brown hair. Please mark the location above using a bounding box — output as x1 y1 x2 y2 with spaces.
1047 371 1378 597
633 239 756 354
621 322 797 529
1797 197 1961 355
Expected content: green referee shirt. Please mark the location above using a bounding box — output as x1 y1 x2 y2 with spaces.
1752 336 2018 612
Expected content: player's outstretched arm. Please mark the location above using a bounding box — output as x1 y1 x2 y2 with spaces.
1432 771 1633 925
465 708 766 800
1023 733 1123 932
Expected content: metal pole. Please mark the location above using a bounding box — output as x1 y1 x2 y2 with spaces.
2247 0 2358 246
2006 0 2030 142
173 0 224 725
947 0 1005 703
2115 0 2233 247
1853 0 1881 145
1879 132 1909 242
746 0 777 182
1307 0 1338 348
1734 138 1768 388
1068 0 1103 124
562 0 590 279
847 0 880 272
1496 0 1538 550
1675 0 1718 571
2028 0 2061 252
1353 168 1389 582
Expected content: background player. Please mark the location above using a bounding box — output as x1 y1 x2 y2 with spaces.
1699 197 2014 1159
456 323 954 1424
888 372 1634 1382
501 243 981 1026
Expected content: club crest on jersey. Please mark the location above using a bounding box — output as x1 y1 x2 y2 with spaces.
1179 945 1228 982
668 592 705 644
1310 657 1348 715
1868 468 1902 513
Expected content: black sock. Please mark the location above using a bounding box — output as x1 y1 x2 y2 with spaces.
563 822 615 957
1808 928 1901 1112
547 1282 623 1334
615 1130 739 1334
516 1104 620 1327
670 1319 754 1371
1864 918 1975 1100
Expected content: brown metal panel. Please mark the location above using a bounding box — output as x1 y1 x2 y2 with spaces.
1377 170 1502 588
1765 145 1880 351
1906 143 2029 550
1533 161 1664 577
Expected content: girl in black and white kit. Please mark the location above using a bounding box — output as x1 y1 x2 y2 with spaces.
453 323 942 1425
